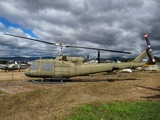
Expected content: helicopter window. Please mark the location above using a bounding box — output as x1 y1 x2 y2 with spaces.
30 61 39 70
42 63 53 71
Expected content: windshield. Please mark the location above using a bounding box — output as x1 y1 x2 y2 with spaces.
30 61 39 70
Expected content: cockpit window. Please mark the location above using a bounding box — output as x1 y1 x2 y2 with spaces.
30 61 39 70
42 62 53 71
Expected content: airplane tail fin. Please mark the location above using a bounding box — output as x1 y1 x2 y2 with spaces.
132 34 156 64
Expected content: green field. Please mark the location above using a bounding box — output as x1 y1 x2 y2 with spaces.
66 101 160 120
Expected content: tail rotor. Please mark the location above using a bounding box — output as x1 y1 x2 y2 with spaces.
143 34 156 63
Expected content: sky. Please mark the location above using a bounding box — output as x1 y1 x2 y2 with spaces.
0 0 160 59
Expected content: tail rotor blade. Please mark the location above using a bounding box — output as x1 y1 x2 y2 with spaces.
149 48 156 63
144 34 151 48
144 34 156 63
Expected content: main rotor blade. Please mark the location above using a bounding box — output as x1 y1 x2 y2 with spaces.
4 33 132 54
4 33 55 45
65 45 132 54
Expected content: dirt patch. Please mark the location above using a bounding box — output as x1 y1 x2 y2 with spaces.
0 70 160 119
1 86 32 94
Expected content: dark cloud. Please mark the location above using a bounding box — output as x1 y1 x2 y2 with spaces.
0 0 160 58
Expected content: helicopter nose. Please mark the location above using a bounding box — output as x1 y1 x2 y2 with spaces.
24 70 30 76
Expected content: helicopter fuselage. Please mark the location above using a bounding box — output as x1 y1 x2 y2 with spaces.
24 56 145 78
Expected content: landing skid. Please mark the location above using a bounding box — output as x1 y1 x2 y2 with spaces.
31 80 66 84
30 76 69 84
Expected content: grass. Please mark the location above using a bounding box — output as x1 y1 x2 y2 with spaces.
0 90 8 98
0 90 6 94
66 101 160 120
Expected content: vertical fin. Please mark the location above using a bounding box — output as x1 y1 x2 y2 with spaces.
132 49 148 63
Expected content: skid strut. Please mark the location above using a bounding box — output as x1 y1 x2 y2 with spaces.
31 76 68 84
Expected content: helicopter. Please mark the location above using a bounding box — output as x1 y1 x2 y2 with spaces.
0 59 20 72
0 60 30 72
2 61 21 72
4 33 155 82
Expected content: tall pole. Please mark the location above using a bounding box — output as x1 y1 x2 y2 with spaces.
98 50 100 63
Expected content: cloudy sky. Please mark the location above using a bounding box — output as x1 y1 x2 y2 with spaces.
0 0 160 59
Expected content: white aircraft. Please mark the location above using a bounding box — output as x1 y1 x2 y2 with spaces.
3 61 20 72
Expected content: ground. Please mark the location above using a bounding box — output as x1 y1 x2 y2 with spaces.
0 69 160 119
